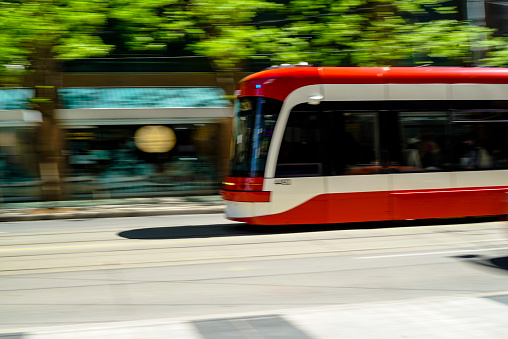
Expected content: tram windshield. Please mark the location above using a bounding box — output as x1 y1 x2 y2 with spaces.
230 97 282 177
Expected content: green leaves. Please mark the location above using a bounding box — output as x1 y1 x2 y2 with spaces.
53 36 113 59
481 38 508 67
244 0 504 67
0 0 111 63
1 0 507 76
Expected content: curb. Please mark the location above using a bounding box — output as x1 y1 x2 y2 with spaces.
0 206 225 222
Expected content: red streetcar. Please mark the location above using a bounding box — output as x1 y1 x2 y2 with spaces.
222 66 508 225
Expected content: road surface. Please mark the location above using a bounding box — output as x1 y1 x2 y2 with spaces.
1 214 508 335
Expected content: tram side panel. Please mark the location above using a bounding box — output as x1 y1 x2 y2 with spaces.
326 175 391 223
260 177 328 225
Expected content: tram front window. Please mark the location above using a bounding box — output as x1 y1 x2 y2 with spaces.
230 97 281 177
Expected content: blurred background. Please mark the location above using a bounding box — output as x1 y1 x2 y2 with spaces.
0 0 507 203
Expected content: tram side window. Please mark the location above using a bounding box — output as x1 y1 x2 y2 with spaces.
275 107 323 177
451 111 508 170
397 112 449 172
340 112 381 175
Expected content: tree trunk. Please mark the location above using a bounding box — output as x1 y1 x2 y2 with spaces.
30 47 66 202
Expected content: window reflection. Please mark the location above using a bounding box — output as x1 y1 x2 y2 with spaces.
64 125 221 198
398 112 448 172
276 108 322 177
230 97 281 177
452 111 508 170
342 112 380 175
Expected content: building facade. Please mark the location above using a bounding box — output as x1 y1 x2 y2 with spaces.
0 73 242 202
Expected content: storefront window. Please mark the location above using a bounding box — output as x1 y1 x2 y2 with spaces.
0 127 39 202
65 124 221 198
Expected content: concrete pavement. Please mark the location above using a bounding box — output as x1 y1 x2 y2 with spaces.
2 196 508 338
2 294 508 338
0 196 225 222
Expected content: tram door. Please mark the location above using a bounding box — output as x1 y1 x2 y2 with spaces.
325 109 391 223
272 105 390 224
271 105 328 224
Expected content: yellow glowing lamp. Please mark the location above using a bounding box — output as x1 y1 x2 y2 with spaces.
134 125 176 153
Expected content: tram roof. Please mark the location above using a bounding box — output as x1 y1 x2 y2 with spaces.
237 67 508 101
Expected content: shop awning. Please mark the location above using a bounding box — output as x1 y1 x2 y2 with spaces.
0 87 231 110
0 87 232 126
59 87 231 108
0 89 32 110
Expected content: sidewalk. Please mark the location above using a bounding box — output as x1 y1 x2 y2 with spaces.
2 294 508 338
0 196 225 222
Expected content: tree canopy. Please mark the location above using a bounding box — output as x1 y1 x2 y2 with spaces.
0 0 115 84
104 0 508 70
1 0 508 75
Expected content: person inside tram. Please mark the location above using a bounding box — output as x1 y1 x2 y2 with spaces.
405 132 441 170
417 132 441 170
459 138 493 170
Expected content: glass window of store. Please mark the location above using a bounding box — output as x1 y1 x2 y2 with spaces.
0 127 39 202
64 123 221 198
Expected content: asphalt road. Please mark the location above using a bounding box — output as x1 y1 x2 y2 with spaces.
1 214 508 331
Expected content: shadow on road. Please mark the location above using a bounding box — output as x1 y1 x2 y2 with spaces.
118 221 409 239
455 254 508 274
118 216 501 240
119 224 252 239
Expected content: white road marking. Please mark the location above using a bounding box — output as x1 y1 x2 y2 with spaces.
355 246 508 259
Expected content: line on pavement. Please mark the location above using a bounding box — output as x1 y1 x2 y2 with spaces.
355 246 508 259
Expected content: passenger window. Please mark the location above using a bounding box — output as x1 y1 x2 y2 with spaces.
397 112 449 172
275 107 323 177
339 112 381 175
451 111 508 170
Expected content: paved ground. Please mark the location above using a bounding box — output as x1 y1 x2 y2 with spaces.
0 196 225 222
2 196 508 338
2 294 508 338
